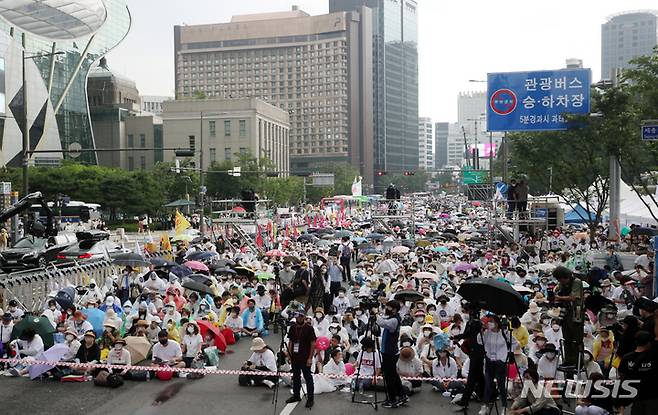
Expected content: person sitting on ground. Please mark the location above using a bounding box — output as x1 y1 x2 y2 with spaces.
509 368 560 415
106 338 131 377
6 327 44 377
353 338 381 391
239 337 278 388
151 330 185 369
224 306 244 340
74 330 101 376
242 299 264 337
323 348 348 388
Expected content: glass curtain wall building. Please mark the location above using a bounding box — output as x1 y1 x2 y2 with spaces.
0 0 131 166
330 0 419 174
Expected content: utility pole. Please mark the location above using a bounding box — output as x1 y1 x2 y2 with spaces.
199 112 206 235
502 132 508 183
22 45 28 197
609 155 620 241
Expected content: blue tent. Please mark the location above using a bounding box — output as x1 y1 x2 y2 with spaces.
564 204 596 224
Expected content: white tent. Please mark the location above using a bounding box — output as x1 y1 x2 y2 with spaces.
619 181 658 226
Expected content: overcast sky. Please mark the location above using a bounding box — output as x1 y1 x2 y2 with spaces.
107 0 658 123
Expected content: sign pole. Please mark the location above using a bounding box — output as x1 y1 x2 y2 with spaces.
654 236 658 298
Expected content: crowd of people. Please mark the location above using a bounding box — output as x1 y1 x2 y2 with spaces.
0 193 656 414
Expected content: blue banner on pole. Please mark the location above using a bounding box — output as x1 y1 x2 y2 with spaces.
487 68 591 132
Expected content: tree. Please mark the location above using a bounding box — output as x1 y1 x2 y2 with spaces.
192 90 207 100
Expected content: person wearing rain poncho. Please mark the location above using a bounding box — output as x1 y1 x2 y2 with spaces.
164 285 187 312
197 298 217 322
120 301 134 333
80 279 104 306
99 296 122 316
143 271 167 296
162 301 181 327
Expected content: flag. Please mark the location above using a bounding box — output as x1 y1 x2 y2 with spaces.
255 225 264 248
160 233 172 252
285 224 290 239
351 176 363 196
175 210 191 235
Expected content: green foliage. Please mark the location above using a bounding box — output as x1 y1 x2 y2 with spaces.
192 90 207 100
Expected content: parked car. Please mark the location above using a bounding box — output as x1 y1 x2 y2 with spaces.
56 231 128 262
0 233 78 271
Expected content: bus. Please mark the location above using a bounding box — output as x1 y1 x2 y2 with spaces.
30 201 101 225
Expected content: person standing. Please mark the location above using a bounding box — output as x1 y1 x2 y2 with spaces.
452 304 485 410
377 300 407 408
617 330 658 415
338 237 352 282
287 311 317 409
553 266 584 366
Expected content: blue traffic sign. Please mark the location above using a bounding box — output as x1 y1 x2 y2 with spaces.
487 68 591 132
642 124 658 141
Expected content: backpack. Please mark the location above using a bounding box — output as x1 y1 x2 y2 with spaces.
340 243 352 259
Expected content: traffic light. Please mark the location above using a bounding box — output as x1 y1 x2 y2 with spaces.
403 171 415 176
376 171 387 177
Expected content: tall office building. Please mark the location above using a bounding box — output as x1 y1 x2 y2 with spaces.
0 0 131 167
173 7 374 184
330 0 419 174
601 11 658 81
434 122 448 169
446 122 465 167
418 117 433 170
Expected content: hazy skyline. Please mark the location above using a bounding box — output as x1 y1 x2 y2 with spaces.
106 0 658 124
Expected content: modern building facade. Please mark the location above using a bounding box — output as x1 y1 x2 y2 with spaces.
87 58 140 107
434 121 448 169
418 117 433 170
446 122 465 167
601 11 658 81
162 98 290 175
173 7 374 184
0 0 131 168
141 95 172 115
330 0 419 174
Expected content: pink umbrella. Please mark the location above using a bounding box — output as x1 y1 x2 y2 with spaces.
454 263 476 272
183 260 209 272
265 249 285 257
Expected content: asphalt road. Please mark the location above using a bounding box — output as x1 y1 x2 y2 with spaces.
0 334 468 415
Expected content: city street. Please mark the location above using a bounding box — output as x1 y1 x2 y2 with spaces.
0 334 459 415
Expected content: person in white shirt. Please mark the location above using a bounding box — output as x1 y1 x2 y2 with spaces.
7 300 24 322
536 343 562 380
478 316 518 410
224 307 244 339
397 346 423 392
106 339 132 374
323 348 348 387
70 311 94 339
181 322 203 367
1 313 14 354
62 329 81 361
333 288 351 315
162 301 181 327
354 338 381 391
151 330 184 368
42 299 62 328
239 337 278 388
312 308 330 338
544 321 564 348
7 328 44 377
431 350 464 394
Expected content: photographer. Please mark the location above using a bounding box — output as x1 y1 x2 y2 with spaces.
553 266 583 366
376 300 407 408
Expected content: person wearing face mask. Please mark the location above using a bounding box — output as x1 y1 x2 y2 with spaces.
478 315 519 413
0 313 13 364
99 321 120 351
430 349 464 395
254 285 272 329
579 349 602 380
332 288 350 316
544 320 563 349
592 328 615 370
312 307 330 338
107 338 131 371
7 299 24 321
536 343 561 380
411 310 427 338
42 299 61 328
151 330 185 369
146 316 163 343
452 303 485 410
181 321 203 368
61 328 82 361
376 300 407 408
241 298 264 337
162 301 181 327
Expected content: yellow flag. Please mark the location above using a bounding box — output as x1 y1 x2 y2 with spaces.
175 210 191 235
160 233 172 252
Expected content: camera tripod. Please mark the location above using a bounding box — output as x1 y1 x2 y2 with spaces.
351 315 388 410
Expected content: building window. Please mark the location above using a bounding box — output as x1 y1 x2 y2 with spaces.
239 120 246 137
140 134 146 148
224 120 231 136
224 147 232 161
239 147 248 155
128 157 134 171
140 156 146 170
209 148 216 163
127 134 134 147
209 120 216 137
189 136 196 151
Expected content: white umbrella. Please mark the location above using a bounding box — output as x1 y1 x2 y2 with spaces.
535 263 557 272
390 245 410 254
376 259 399 274
412 271 438 281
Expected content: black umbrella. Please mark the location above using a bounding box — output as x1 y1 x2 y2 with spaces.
215 259 236 268
182 278 214 296
186 251 218 262
233 266 255 279
213 267 236 275
394 290 424 303
367 233 385 240
584 294 614 315
297 234 317 242
457 278 528 316
113 253 150 268
188 273 213 287
315 228 335 235
170 264 193 278
54 287 76 311
400 239 415 248
150 257 175 268
630 227 658 237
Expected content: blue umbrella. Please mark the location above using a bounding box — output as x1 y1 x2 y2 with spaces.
29 343 69 379
352 237 367 244
186 251 219 262
82 307 105 337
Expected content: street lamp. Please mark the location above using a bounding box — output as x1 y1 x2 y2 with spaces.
22 50 64 196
